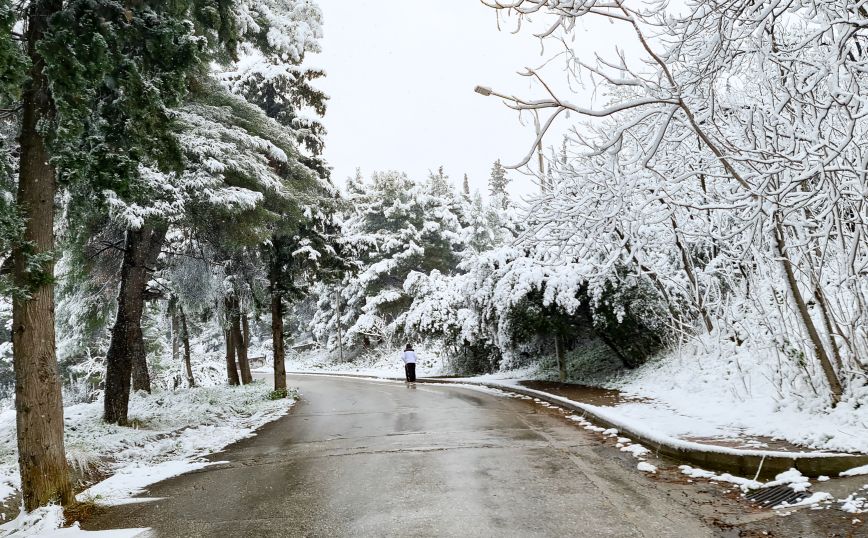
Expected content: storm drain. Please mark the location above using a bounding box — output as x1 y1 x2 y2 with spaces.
746 485 809 508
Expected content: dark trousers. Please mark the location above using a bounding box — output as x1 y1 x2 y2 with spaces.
404 363 416 382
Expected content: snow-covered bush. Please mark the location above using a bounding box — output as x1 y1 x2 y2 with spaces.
401 243 670 375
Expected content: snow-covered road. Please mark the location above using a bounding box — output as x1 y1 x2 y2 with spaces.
79 375 713 536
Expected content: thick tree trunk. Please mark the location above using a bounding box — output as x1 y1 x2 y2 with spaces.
11 0 74 509
272 292 287 392
242 313 251 359
230 299 253 384
225 328 240 386
774 217 843 405
179 305 195 388
104 224 167 424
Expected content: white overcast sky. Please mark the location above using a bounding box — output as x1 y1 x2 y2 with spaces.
310 1 594 200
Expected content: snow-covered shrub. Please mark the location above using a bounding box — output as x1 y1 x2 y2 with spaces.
400 242 671 375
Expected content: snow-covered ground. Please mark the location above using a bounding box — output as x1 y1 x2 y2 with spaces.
0 382 295 536
282 344 449 379
601 337 868 455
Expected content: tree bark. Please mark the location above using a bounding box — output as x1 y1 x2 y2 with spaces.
335 290 344 362
179 305 195 388
268 246 287 392
131 335 151 393
230 297 253 384
171 309 179 365
242 313 251 359
104 224 167 424
224 327 240 386
774 216 843 405
271 293 287 392
11 0 74 509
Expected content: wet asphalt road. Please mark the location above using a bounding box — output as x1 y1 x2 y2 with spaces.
83 375 712 537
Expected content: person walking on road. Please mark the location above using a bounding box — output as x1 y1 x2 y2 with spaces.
402 344 417 382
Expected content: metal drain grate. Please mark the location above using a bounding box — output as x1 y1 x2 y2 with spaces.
746 485 809 508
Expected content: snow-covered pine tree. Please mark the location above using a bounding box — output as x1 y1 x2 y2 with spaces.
311 170 466 351
460 192 498 255
37 0 327 423
488 159 510 210
216 3 348 392
219 0 325 170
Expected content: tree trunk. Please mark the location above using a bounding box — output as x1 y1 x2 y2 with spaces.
814 282 846 375
179 305 195 388
774 216 843 405
230 298 253 384
11 0 74 509
104 224 167 424
554 334 566 382
225 327 240 386
242 313 251 358
335 290 344 362
671 216 713 333
268 246 287 392
272 293 287 392
171 309 180 365
131 332 151 393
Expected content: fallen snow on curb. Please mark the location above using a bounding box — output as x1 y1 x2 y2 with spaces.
479 381 859 460
0 382 295 536
679 465 762 490
637 462 657 473
841 464 868 477
675 465 867 513
77 460 216 504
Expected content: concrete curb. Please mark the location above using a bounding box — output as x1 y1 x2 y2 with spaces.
286 371 868 479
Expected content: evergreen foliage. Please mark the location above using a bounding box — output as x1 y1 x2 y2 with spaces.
487 159 509 209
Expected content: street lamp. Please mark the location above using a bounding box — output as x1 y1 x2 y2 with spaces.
473 84 547 191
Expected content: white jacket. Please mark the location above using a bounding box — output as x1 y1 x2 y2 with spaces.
402 351 417 364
